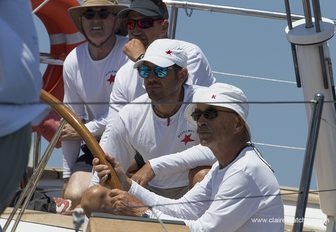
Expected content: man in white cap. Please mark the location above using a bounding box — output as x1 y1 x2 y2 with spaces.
98 0 216 191
88 38 216 200
60 0 129 208
87 83 284 232
100 0 216 145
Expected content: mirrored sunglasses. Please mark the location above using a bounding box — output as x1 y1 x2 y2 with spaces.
82 9 114 20
137 65 175 79
191 108 236 121
127 18 163 30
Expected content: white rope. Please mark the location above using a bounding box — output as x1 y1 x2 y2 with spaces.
32 0 51 14
253 142 305 151
149 209 169 232
213 71 297 85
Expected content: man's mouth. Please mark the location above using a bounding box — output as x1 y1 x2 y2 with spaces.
91 25 103 31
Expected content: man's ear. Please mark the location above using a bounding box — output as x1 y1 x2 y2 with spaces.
234 116 245 134
161 20 169 34
178 68 188 84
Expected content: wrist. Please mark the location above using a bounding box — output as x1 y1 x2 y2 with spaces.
136 53 144 62
141 208 152 218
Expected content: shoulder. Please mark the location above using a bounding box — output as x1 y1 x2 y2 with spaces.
114 35 128 54
228 147 280 190
119 93 150 116
184 84 203 97
116 35 129 46
63 43 88 65
118 59 135 72
176 39 204 57
115 60 136 81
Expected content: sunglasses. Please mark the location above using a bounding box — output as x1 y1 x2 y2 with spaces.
191 108 236 122
127 18 163 30
138 65 176 79
82 9 114 20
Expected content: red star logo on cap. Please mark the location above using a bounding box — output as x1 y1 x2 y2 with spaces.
107 74 115 84
211 94 216 99
166 50 172 55
181 134 194 145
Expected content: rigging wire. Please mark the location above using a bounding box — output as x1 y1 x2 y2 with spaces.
101 188 334 222
1 100 327 105
32 0 51 14
213 71 297 85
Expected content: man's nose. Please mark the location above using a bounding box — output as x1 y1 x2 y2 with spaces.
197 114 208 126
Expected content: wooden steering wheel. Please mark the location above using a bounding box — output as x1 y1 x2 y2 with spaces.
40 89 122 189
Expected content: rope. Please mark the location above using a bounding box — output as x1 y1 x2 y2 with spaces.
32 0 51 14
253 142 305 151
213 71 297 85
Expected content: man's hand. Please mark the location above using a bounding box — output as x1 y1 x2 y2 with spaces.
123 38 146 62
108 189 148 217
131 162 155 187
60 122 81 140
93 154 132 191
126 159 139 178
81 185 147 217
93 157 112 188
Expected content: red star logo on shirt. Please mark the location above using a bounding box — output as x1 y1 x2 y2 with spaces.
181 134 194 145
107 74 115 84
166 50 172 55
211 94 216 99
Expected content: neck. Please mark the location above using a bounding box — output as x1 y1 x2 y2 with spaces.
215 138 249 169
88 35 116 60
153 87 184 118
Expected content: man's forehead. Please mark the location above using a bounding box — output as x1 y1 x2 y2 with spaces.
142 61 156 67
195 104 231 112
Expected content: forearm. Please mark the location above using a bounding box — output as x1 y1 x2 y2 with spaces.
61 140 81 178
85 118 107 137
129 181 200 220
149 145 216 175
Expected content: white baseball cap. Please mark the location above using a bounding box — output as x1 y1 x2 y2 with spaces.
134 39 187 68
184 83 251 138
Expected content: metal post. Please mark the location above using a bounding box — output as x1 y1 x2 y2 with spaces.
168 5 178 39
284 0 301 88
33 133 41 170
302 0 313 28
292 93 324 232
311 0 329 90
3 120 65 232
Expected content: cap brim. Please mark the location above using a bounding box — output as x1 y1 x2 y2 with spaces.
184 102 252 139
184 103 197 126
118 7 163 18
134 55 175 68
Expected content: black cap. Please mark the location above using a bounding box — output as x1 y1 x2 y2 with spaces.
118 0 169 19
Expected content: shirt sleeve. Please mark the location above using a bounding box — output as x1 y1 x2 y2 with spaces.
129 179 210 220
61 54 82 177
63 55 86 120
130 169 263 232
99 114 135 170
84 114 108 137
109 66 130 113
99 66 131 145
149 145 216 175
185 171 262 232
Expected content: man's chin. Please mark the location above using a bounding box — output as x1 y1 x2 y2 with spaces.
199 134 211 145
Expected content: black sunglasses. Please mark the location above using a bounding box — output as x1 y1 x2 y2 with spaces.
82 9 114 20
191 108 236 122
